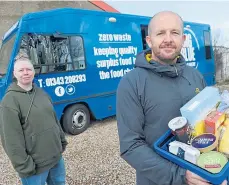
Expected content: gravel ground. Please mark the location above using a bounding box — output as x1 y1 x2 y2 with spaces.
0 118 135 185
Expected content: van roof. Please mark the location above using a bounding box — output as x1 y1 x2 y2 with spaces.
21 7 210 27
2 7 211 42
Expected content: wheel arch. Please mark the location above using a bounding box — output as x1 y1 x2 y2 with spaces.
60 101 95 125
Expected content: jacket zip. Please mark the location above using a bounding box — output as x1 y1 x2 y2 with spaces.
174 66 178 76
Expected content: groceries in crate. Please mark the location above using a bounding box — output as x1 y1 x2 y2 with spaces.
167 86 229 173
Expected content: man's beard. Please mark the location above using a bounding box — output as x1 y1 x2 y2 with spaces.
157 52 179 64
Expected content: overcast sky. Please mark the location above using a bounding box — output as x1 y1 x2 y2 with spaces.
105 1 229 46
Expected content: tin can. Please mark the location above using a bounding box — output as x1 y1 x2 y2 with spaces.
191 133 218 153
168 116 189 143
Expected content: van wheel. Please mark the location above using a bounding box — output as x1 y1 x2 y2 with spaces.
63 104 90 135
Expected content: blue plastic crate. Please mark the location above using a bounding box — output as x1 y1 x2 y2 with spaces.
153 130 229 185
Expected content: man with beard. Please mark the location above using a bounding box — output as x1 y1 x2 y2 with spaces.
116 11 227 185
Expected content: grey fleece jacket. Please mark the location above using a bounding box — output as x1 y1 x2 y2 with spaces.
116 50 206 185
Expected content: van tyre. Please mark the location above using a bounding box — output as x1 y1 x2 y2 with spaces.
63 104 90 135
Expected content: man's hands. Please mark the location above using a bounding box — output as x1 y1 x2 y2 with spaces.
186 170 227 185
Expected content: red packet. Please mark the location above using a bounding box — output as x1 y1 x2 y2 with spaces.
204 111 225 134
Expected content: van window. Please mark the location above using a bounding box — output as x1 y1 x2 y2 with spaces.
141 25 148 50
0 34 16 76
19 34 86 74
204 31 212 60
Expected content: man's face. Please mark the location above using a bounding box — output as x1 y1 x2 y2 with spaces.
13 60 35 86
146 13 185 64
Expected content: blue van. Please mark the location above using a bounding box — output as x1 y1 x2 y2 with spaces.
0 8 215 135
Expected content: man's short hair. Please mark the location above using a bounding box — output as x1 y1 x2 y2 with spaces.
148 11 184 36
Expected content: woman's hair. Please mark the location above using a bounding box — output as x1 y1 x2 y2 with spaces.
14 51 30 63
14 51 33 70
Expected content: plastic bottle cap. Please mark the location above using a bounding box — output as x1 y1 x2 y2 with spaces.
168 117 187 131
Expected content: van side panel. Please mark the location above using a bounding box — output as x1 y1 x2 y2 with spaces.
1 9 215 122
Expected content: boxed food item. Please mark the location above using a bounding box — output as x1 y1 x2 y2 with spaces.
204 111 226 135
169 140 200 164
180 87 221 135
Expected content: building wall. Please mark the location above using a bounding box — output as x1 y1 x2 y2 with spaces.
0 1 103 39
